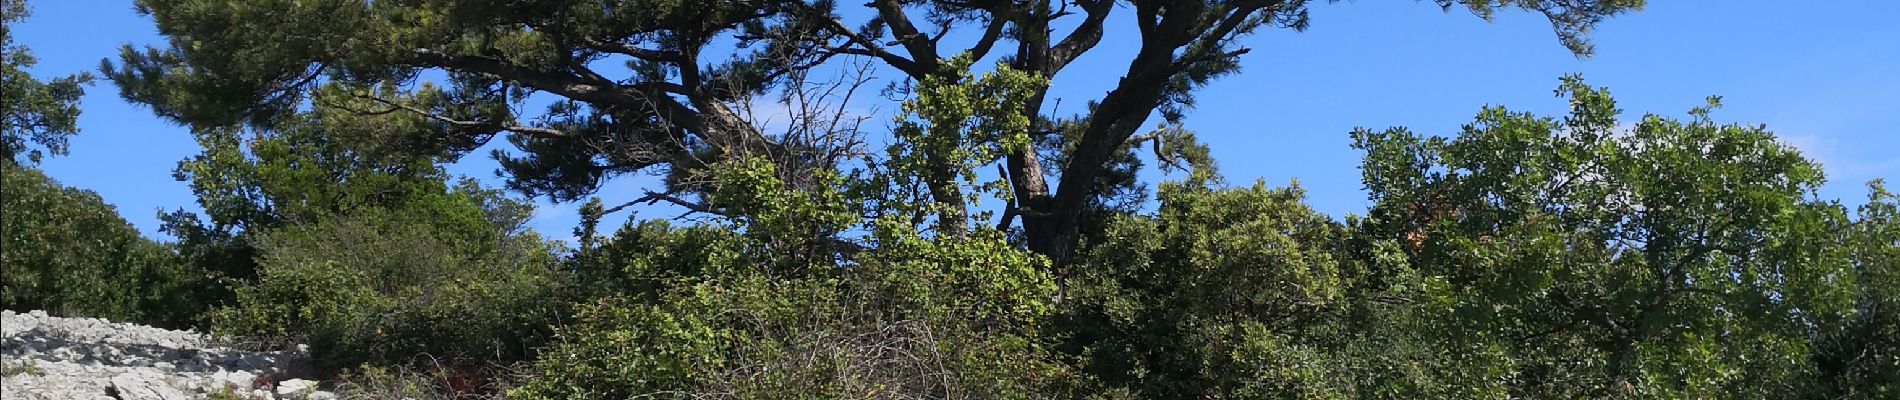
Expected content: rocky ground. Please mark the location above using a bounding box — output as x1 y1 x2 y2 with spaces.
1 310 334 400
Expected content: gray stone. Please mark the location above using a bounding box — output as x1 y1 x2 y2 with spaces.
3 310 321 400
277 378 320 396
209 369 260 391
109 372 190 400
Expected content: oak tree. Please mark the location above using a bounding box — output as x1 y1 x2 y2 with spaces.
1354 76 1855 397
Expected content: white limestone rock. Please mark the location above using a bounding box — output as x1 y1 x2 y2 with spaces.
2 309 321 400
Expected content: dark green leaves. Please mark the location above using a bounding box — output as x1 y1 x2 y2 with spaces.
1 0 92 165
1 163 204 328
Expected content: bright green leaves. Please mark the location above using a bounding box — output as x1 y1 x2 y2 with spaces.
1062 180 1349 399
159 76 543 330
168 108 461 237
1352 76 1852 398
696 156 861 273
1 0 92 165
880 55 1048 234
857 220 1055 329
1147 181 1346 319
710 157 857 233
525 174 1070 400
896 57 1045 157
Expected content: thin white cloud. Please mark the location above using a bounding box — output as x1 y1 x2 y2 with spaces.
1777 133 1899 184
1779 133 1837 168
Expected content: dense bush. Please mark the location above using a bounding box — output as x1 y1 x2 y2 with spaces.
516 220 1078 400
513 155 1078 399
0 0 204 326
1059 178 1355 399
566 218 757 300
1 163 205 327
327 364 520 400
211 190 567 370
1809 181 1900 399
157 108 481 319
2 0 1882 394
1352 77 1858 398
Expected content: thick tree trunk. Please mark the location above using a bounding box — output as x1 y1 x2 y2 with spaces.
926 160 968 237
1018 41 1177 281
1606 336 1638 398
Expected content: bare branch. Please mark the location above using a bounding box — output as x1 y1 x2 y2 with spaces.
345 93 573 139
412 49 629 107
1048 0 1113 72
871 0 942 71
818 16 929 77
602 190 725 217
578 37 686 63
965 15 1008 62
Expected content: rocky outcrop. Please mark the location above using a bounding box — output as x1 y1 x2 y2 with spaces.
1 310 335 400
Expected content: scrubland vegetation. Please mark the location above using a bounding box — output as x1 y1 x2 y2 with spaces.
3 0 1894 398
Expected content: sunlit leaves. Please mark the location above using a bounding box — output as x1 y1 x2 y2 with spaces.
1353 75 1851 397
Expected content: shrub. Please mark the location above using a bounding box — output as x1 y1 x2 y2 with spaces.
212 198 567 370
0 163 206 327
511 221 1078 400
1058 180 1354 399
566 219 754 300
327 364 522 400
1 359 42 376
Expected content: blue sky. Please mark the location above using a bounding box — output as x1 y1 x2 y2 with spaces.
14 1 1899 241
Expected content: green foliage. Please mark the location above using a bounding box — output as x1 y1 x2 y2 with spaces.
569 219 749 299
154 93 506 328
167 89 557 373
708 157 864 268
212 192 566 369
514 263 1073 400
1061 178 1353 399
516 157 1074 399
46 0 1895 397
163 96 471 260
172 106 452 234
0 0 198 326
1444 0 1647 56
1352 75 1852 398
204 386 270 400
876 55 1047 234
106 0 1643 272
330 364 513 400
1 163 206 327
1 0 92 165
1809 180 1900 399
856 221 1056 329
1 358 42 376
